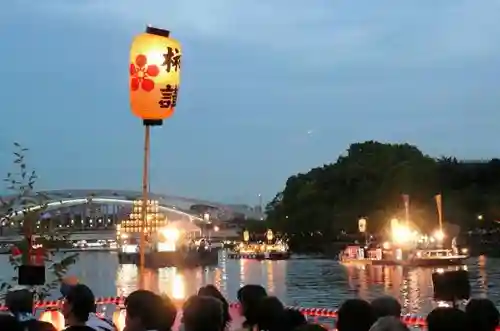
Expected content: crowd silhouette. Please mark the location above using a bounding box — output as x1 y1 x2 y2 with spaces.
0 278 499 331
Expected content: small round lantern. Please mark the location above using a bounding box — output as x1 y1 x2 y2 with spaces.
113 309 127 331
129 26 182 124
39 310 65 331
358 218 367 233
266 229 274 242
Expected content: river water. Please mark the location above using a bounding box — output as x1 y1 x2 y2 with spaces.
0 252 495 316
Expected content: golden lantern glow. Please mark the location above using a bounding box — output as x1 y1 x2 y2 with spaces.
121 199 164 234
358 218 367 233
243 230 249 242
266 229 274 242
390 218 399 229
39 310 65 331
113 309 127 331
129 26 182 121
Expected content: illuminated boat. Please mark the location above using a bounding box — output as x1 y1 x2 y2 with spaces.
116 199 218 268
339 245 468 267
228 230 290 260
340 195 469 267
339 220 468 267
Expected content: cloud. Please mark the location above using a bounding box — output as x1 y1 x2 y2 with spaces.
422 0 500 61
9 0 500 82
14 0 500 70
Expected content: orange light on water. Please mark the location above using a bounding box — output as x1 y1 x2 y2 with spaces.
172 272 186 300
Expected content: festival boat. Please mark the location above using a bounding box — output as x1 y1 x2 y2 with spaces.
227 230 290 260
117 223 219 268
339 219 469 267
339 245 468 267
116 200 218 268
340 195 469 267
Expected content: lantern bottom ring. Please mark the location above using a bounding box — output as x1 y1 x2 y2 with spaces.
143 119 163 126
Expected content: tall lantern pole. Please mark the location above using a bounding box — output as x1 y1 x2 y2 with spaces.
129 26 182 287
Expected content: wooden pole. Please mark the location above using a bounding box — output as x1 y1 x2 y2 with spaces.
139 125 150 288
436 194 443 232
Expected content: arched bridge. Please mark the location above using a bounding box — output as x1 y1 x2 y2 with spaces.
0 189 236 222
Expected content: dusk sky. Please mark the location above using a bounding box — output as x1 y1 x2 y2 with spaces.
0 1 499 205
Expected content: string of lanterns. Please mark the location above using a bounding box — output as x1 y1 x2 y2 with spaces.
118 199 167 235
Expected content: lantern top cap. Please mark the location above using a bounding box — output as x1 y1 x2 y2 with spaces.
146 26 170 38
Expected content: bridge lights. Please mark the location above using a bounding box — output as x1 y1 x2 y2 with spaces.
130 26 182 284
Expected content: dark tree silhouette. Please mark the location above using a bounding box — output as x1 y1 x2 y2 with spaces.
265 141 500 251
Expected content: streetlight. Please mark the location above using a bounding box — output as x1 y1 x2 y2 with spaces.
129 26 182 284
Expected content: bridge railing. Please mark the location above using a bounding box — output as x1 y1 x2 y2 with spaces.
0 296 463 331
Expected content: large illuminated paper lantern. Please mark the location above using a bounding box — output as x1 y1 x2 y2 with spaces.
129 26 182 122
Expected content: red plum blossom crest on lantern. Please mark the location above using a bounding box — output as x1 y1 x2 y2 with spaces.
129 54 160 92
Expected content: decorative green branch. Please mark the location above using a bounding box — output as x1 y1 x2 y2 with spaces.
0 143 79 300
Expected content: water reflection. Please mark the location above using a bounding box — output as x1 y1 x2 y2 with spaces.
2 252 499 317
343 264 468 314
114 253 287 302
266 260 286 296
478 255 488 297
172 271 185 300
116 264 138 297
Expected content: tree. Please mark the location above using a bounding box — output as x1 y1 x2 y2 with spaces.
265 140 500 251
0 143 78 300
